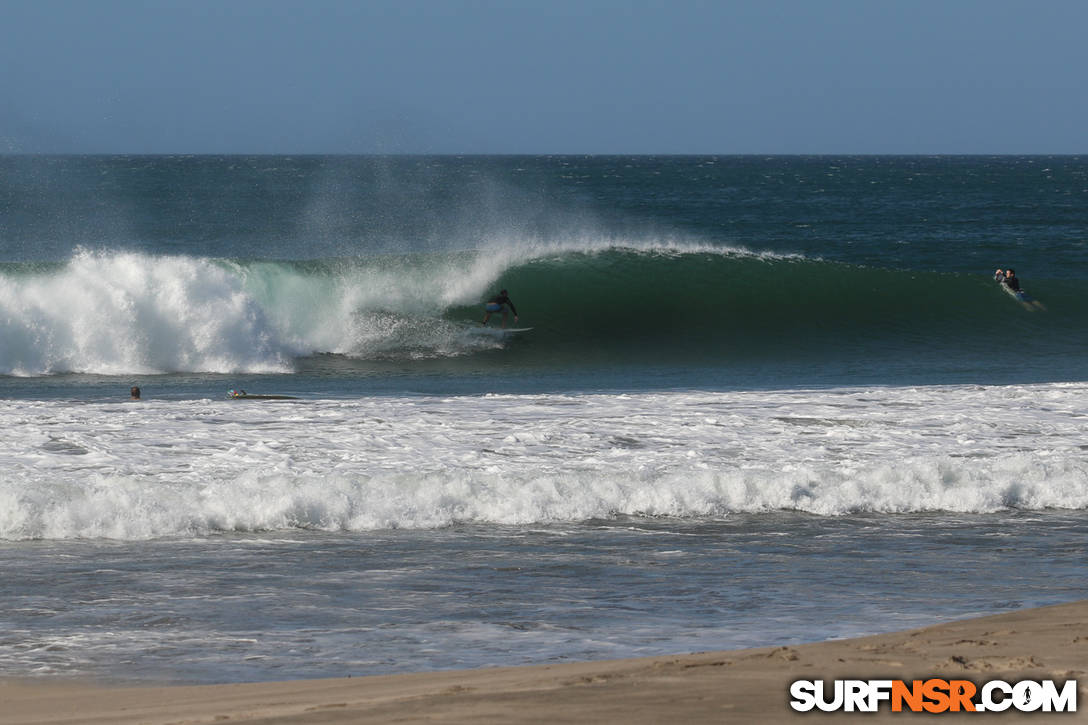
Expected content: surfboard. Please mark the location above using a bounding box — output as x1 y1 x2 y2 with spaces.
998 282 1045 311
233 394 299 400
227 391 300 400
469 326 533 336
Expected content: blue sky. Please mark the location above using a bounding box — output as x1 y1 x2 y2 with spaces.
2 0 1085 154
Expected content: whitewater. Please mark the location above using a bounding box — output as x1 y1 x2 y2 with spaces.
4 383 1086 540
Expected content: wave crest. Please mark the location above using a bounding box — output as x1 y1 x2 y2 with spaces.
1 243 1083 376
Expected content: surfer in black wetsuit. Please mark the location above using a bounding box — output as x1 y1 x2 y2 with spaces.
482 289 518 328
1003 268 1021 291
996 267 1045 309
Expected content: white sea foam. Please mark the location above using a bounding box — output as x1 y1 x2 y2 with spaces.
0 250 294 375
2 383 1086 540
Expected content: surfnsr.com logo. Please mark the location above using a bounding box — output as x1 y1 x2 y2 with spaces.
790 679 1077 713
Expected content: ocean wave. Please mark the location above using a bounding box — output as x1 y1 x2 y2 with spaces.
0 244 1083 376
0 249 294 375
2 454 1085 540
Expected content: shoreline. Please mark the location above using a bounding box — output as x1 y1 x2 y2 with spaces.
2 601 1086 724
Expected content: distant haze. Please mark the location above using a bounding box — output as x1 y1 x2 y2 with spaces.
1 0 1085 154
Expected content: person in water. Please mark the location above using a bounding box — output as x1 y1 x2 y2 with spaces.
482 289 518 328
1002 268 1021 291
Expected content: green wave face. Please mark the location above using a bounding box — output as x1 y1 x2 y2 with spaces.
1 247 1083 381
451 249 1083 363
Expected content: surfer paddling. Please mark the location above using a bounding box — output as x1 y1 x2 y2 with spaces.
995 268 1021 291
482 289 518 328
994 268 1045 310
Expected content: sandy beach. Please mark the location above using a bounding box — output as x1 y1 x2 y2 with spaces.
2 600 1084 724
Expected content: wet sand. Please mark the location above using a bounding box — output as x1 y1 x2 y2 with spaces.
2 601 1085 724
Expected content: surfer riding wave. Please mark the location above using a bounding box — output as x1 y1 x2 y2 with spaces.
482 289 518 328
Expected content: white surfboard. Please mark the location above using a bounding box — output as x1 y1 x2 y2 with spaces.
469 326 533 336
998 282 1046 311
